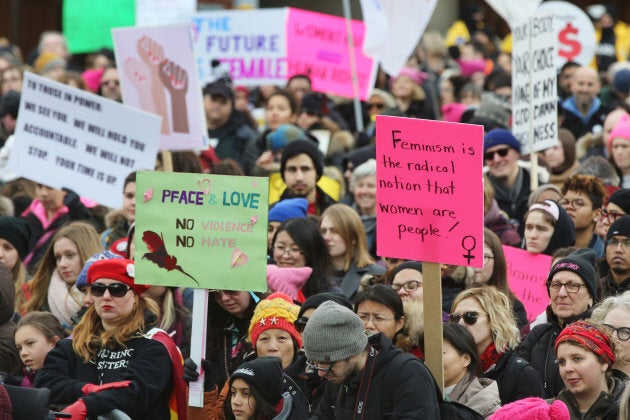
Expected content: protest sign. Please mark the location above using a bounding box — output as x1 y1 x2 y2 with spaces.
536 1 596 71
136 0 196 27
8 72 160 209
511 15 557 155
113 25 206 151
63 0 135 54
502 245 552 321
376 116 484 267
134 171 268 290
286 8 376 100
192 9 287 86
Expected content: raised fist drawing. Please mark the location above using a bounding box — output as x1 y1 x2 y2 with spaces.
159 59 189 133
137 36 170 134
124 57 155 113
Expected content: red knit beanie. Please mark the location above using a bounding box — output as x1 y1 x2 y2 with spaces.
87 258 150 295
554 321 615 366
249 292 302 348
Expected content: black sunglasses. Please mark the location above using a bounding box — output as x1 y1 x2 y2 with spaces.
90 282 132 298
294 316 308 333
449 311 487 325
484 148 510 161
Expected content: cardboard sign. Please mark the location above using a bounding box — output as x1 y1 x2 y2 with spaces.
8 72 160 208
192 9 287 87
134 172 268 290
502 245 552 321
63 0 135 54
512 15 557 154
136 0 196 27
537 1 596 71
113 25 206 151
286 8 377 100
376 116 484 267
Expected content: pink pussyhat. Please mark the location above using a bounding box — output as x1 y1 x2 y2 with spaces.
489 397 569 420
609 113 630 148
390 66 429 86
266 265 312 300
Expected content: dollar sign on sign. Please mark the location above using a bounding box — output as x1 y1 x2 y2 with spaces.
558 23 581 61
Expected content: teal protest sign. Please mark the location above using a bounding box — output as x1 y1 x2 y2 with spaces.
134 171 268 291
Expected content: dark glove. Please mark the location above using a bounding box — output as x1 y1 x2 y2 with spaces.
62 399 87 420
62 187 81 207
82 380 131 394
183 358 214 391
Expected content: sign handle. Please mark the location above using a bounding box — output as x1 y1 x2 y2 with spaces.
422 261 444 395
161 150 174 173
188 288 209 407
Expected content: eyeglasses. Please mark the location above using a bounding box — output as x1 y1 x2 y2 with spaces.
367 102 385 110
558 198 587 208
391 280 422 292
606 238 630 249
601 209 625 223
449 311 487 325
603 324 630 341
484 254 494 266
548 281 583 294
294 316 308 333
273 245 303 257
90 282 132 298
100 79 120 87
306 360 336 374
484 148 510 161
357 313 395 324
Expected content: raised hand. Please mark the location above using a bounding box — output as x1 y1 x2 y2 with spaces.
124 57 155 113
159 59 190 133
137 36 170 134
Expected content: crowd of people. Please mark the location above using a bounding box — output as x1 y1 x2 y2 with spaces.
0 2 629 419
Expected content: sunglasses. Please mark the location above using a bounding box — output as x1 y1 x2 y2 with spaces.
449 311 487 325
484 148 510 161
90 282 132 298
209 290 241 300
368 102 385 110
294 316 308 333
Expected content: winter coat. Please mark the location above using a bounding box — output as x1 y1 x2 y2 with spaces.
208 112 259 168
337 262 385 303
100 209 129 250
482 350 545 404
0 264 18 374
553 376 625 419
283 353 326 418
517 307 592 398
560 96 609 140
35 336 173 419
484 199 521 247
598 272 630 301
447 373 501 418
277 184 337 217
310 333 440 419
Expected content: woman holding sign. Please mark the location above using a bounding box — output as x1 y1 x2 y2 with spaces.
523 199 576 256
451 286 544 404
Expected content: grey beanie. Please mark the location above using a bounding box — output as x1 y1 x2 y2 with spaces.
303 300 368 362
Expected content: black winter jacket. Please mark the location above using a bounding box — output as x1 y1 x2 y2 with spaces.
310 333 440 419
482 350 544 404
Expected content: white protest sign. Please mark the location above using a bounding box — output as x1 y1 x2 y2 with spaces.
136 0 197 27
512 15 557 155
537 1 595 71
192 9 287 87
8 72 160 208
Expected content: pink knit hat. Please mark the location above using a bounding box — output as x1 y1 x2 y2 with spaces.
441 103 468 123
609 113 630 148
266 264 312 300
390 66 429 86
489 397 569 420
82 68 105 93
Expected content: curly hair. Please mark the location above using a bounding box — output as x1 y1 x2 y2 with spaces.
561 174 607 209
451 286 520 352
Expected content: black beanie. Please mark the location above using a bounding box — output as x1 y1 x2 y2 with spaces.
387 261 423 283
546 248 597 299
608 189 630 214
0 217 32 260
230 356 283 406
298 291 353 318
280 139 323 180
606 215 630 241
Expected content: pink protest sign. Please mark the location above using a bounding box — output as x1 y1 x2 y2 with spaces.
502 245 552 322
376 116 484 267
286 8 377 100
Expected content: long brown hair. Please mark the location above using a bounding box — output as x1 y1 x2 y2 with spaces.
483 228 516 301
72 294 159 362
320 204 374 270
24 222 102 314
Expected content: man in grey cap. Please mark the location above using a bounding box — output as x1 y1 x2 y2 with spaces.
303 301 439 419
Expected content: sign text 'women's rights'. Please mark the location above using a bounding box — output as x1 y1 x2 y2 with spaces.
376 116 484 267
134 172 268 291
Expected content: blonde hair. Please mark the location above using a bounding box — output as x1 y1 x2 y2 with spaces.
72 294 159 362
591 290 630 323
12 259 26 313
451 286 520 352
320 204 374 270
24 222 102 314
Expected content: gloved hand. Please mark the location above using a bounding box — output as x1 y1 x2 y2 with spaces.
82 380 131 394
63 399 88 420
183 358 214 391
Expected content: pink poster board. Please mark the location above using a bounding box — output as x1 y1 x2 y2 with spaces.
286 8 376 100
502 245 552 321
376 115 484 267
